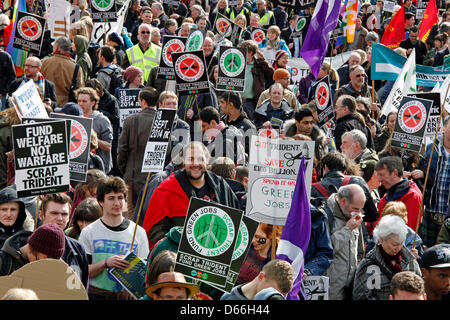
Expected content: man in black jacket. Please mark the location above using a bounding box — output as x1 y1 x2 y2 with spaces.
38 193 90 291
332 94 374 151
219 91 256 156
8 56 57 109
399 26 428 65
199 106 246 166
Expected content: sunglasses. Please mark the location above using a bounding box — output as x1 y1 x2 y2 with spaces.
257 237 267 244
355 74 366 78
140 31 151 34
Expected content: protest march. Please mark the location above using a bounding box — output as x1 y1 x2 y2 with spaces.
1 0 450 306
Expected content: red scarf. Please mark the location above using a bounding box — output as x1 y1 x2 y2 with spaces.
379 245 403 275
54 49 72 59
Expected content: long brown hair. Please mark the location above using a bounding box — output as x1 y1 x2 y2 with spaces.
0 105 21 126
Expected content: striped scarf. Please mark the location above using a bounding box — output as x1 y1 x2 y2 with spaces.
21 72 45 97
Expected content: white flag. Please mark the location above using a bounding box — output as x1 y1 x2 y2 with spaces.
46 0 71 39
381 49 417 116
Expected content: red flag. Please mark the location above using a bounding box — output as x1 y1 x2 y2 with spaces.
419 0 439 42
381 4 405 49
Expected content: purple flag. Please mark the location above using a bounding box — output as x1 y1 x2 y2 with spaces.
275 157 311 300
300 0 342 78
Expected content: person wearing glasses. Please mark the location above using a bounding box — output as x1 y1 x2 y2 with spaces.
234 223 281 287
333 65 381 119
121 23 161 85
332 94 375 152
9 56 57 110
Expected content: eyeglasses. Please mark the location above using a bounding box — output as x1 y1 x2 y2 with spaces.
24 64 39 68
355 74 366 78
140 31 151 34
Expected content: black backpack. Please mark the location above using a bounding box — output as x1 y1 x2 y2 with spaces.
98 65 124 95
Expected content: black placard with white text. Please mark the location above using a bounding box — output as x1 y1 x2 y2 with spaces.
141 108 177 173
175 197 244 289
172 50 210 95
13 11 46 55
217 46 247 92
158 35 187 80
391 96 433 152
12 120 70 197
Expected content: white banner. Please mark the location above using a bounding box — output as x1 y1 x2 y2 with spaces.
45 0 71 39
12 80 49 120
246 136 315 225
286 51 352 85
91 0 131 44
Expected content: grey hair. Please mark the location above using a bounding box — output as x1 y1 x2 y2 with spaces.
343 129 367 149
365 31 379 43
336 184 365 203
138 23 152 33
55 36 72 52
152 1 163 11
373 215 407 243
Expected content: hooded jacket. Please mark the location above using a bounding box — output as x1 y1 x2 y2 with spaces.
0 230 31 276
0 188 34 247
142 169 240 247
377 179 423 232
74 35 92 84
254 98 294 129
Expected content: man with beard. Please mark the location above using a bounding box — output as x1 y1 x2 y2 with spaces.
142 142 240 247
399 26 428 65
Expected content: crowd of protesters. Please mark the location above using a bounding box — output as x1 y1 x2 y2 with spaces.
0 0 449 301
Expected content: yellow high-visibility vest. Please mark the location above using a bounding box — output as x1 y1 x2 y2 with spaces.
259 10 274 26
226 7 249 21
126 43 161 82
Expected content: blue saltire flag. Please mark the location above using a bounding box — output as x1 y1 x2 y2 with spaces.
275 156 311 300
371 42 450 87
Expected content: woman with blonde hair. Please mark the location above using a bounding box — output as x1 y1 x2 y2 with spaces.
259 25 291 57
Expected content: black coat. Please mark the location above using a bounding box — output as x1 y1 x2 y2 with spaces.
63 236 90 291
333 113 374 151
0 51 16 96
9 77 57 109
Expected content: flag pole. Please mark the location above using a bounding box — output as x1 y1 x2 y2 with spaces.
413 83 450 248
271 225 277 260
34 196 40 231
130 172 152 251
371 79 376 119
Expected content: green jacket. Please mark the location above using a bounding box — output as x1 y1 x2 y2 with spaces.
437 218 450 244
75 35 92 83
